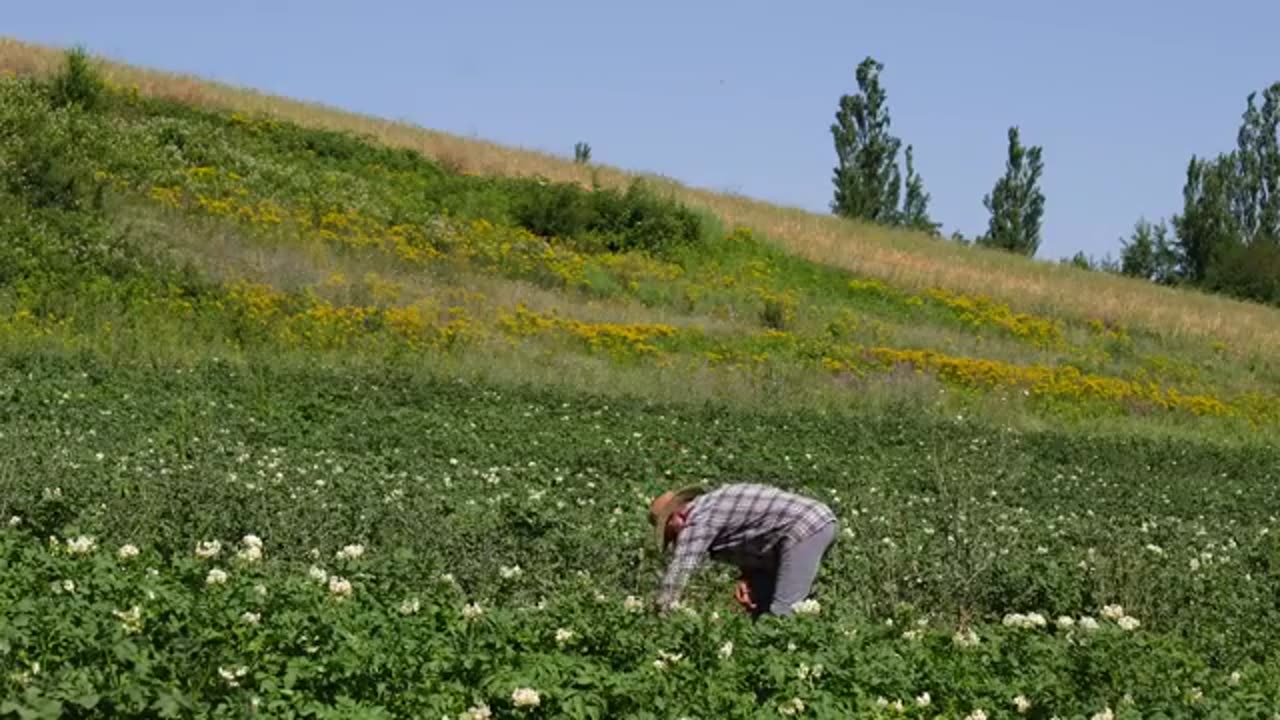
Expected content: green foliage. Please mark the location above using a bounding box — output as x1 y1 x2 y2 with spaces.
0 356 1279 716
830 57 902 225
48 46 105 112
573 141 592 165
510 178 704 255
899 145 940 235
979 126 1045 256
1119 218 1179 284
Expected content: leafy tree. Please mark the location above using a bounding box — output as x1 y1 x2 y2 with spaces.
1172 154 1240 283
830 56 902 224
979 126 1045 256
899 145 940 235
1120 218 1179 284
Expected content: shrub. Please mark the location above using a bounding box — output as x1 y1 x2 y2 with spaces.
48 46 104 112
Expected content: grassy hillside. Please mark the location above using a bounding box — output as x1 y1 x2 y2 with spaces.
1 42 1279 718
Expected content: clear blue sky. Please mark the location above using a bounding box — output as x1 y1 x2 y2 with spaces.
7 1 1279 261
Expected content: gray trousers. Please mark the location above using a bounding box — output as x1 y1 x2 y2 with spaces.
746 520 837 617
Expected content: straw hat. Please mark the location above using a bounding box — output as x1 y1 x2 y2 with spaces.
648 486 704 552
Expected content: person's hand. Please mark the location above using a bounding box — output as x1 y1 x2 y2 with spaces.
733 579 756 612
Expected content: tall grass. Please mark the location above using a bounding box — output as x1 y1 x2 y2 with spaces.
4 36 1278 356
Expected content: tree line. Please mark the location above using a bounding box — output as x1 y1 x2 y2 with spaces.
830 56 1280 307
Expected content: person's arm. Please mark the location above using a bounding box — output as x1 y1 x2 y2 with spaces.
655 520 717 610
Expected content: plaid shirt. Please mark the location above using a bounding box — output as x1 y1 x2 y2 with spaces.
657 483 836 608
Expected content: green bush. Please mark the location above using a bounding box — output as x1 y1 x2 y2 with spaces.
48 46 105 112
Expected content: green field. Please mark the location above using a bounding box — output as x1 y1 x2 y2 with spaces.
2 43 1280 718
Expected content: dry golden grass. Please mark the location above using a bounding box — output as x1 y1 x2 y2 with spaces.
5 36 1280 356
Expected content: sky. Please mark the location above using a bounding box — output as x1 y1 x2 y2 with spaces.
6 1 1279 261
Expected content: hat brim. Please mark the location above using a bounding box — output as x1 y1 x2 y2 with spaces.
652 486 703 553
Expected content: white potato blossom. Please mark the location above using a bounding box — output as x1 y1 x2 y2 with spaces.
242 534 263 550
792 598 821 616
1229 670 1242 686
237 544 263 563
254 583 268 597
336 544 365 561
117 544 140 560
206 568 229 585
240 611 261 626
511 687 540 708
623 595 644 613
66 535 97 555
555 628 575 645
1013 695 1032 713
113 606 142 633
462 602 484 620
308 566 328 583
1117 615 1141 631
953 629 980 647
460 705 492 720
1101 604 1125 621
1056 615 1075 630
964 711 988 720
1090 708 1114 720
779 697 805 716
218 665 249 687
719 641 734 659
1002 612 1047 629
60 579 76 593
916 692 932 707
499 565 523 579
399 598 421 615
1079 616 1101 631
7 516 20 527
195 540 222 559
328 576 353 599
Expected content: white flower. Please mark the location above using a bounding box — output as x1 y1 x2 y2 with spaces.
240 611 261 625
792 598 821 615
218 665 249 687
779 697 805 716
113 605 142 633
241 534 263 549
796 663 823 680
1189 557 1201 571
1117 615 1140 631
1101 604 1125 621
117 544 140 560
953 628 980 647
1090 708 1114 720
460 705 492 720
916 692 932 707
462 602 484 620
206 568 229 585
236 545 263 563
440 573 456 585
623 595 644 612
1056 615 1075 629
1013 695 1032 713
328 576 353 598
511 687 540 708
1145 543 1164 555
1002 613 1046 629
6 516 20 527
964 711 988 720
499 565 523 579
308 565 328 583
399 598 421 615
889 699 905 712
254 583 268 597
1228 670 1242 686
61 579 76 593
653 650 684 670
1079 616 1101 631
195 540 222 559
901 629 922 641
719 641 734 659
67 535 97 555
336 543 365 560
1189 687 1203 703
555 627 575 645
